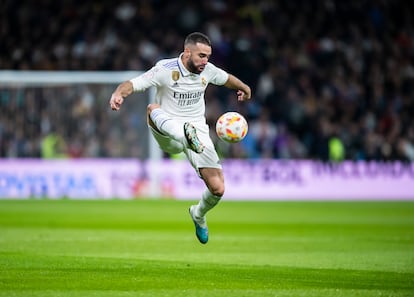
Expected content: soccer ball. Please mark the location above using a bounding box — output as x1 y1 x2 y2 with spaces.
216 112 248 143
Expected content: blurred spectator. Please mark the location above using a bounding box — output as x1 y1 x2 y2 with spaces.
249 109 278 158
41 130 68 159
0 0 413 161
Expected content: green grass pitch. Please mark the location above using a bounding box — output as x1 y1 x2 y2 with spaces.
0 199 413 297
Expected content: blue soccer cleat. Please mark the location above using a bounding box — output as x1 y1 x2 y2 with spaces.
189 205 208 244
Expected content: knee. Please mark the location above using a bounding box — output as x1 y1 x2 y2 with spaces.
209 184 225 198
147 103 161 129
201 168 225 198
147 103 160 115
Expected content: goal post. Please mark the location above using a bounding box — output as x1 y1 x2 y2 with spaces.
0 70 145 86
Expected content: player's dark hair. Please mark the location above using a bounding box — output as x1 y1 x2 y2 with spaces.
184 32 211 47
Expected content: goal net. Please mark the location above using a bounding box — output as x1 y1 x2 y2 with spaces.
0 70 161 160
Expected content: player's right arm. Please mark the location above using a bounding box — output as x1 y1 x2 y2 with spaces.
110 65 163 111
110 81 133 111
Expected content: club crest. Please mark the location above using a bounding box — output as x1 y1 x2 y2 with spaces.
201 77 207 87
172 71 180 82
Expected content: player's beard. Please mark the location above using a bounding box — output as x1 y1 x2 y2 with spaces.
187 58 204 74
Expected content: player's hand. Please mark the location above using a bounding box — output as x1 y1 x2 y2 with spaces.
110 93 124 111
237 87 251 101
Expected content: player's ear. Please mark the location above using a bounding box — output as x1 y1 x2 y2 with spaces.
184 47 191 58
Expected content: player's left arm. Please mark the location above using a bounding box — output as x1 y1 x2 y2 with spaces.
224 74 252 101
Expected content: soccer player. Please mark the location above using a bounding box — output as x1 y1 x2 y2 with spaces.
109 32 251 244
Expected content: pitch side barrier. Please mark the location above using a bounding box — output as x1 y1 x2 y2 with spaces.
312 161 414 178
0 159 413 200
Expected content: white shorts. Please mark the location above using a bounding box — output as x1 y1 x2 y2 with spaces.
149 122 222 176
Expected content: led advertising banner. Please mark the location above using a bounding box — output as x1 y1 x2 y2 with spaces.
0 159 142 199
152 160 414 200
0 159 413 200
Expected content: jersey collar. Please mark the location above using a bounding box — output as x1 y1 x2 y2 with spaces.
178 53 196 77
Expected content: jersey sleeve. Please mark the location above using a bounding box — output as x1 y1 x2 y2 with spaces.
208 63 229 86
129 64 164 92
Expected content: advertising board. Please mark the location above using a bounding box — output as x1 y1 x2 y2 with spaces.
0 159 413 200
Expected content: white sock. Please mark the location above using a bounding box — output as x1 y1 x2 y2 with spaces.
195 188 222 218
150 109 185 143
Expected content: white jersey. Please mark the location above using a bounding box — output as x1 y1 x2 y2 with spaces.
130 54 229 123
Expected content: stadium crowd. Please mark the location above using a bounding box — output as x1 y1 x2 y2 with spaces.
1 0 413 161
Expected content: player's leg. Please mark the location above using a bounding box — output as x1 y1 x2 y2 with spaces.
186 138 224 244
147 104 204 153
189 167 224 244
196 168 224 217
183 123 223 243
